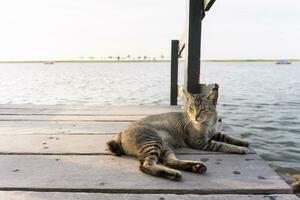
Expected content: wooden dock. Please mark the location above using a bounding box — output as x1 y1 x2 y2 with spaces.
0 104 298 200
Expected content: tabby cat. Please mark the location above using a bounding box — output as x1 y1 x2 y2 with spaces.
107 85 249 180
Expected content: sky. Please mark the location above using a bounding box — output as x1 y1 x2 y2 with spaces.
0 0 299 60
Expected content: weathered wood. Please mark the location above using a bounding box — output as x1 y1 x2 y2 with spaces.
0 104 111 110
0 135 111 155
0 154 291 194
170 40 179 105
0 118 234 136
184 0 204 93
0 120 236 136
0 121 129 135
0 120 254 155
0 105 181 114
0 114 144 122
0 134 254 155
0 104 289 197
0 192 298 200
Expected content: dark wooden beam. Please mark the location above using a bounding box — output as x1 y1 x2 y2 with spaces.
184 0 205 94
204 0 216 11
170 40 179 105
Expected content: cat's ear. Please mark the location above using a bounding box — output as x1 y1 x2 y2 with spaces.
183 89 193 102
206 84 219 105
178 85 192 102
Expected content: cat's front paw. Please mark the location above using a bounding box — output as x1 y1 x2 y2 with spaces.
242 140 250 147
240 147 249 154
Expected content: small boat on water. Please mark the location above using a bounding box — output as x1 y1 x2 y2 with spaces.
273 59 291 64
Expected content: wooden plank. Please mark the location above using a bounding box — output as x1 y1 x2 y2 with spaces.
0 108 44 115
0 105 181 115
0 104 179 109
0 115 144 122
0 120 234 135
0 121 129 135
0 154 291 194
104 106 181 114
0 135 110 155
0 115 229 123
0 104 110 110
0 192 298 200
0 134 254 155
0 108 150 115
0 121 253 154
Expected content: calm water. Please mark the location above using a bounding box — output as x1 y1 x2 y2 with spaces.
0 62 300 180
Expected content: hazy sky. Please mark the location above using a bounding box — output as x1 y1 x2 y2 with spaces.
0 0 299 60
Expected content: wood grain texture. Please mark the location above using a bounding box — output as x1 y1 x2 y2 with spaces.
0 154 291 194
0 105 181 114
0 192 298 200
0 121 129 135
0 117 236 135
0 104 286 198
0 134 254 155
0 115 144 122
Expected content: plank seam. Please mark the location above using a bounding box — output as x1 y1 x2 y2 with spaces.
0 188 292 195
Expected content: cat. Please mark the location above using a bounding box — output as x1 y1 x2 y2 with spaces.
106 85 249 180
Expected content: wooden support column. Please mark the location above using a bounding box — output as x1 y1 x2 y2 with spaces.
184 0 205 94
170 40 179 105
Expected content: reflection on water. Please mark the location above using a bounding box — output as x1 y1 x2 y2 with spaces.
0 62 300 179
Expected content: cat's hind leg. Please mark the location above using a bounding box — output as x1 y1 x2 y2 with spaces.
162 147 207 174
137 132 182 181
211 132 249 147
139 153 182 180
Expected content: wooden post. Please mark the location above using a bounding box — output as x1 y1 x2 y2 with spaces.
184 0 205 94
170 40 179 105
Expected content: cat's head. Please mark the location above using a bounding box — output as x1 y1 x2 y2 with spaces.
180 86 218 125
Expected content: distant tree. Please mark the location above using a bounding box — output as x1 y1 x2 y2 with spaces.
143 56 147 61
117 56 120 61
127 55 131 60
137 56 141 60
108 56 113 59
161 55 164 60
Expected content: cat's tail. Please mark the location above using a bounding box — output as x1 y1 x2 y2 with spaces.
106 132 124 156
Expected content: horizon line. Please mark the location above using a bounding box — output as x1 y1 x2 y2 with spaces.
0 59 300 64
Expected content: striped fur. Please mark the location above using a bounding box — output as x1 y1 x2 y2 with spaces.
106 87 249 180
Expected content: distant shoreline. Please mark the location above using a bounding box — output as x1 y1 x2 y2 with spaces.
0 59 299 64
